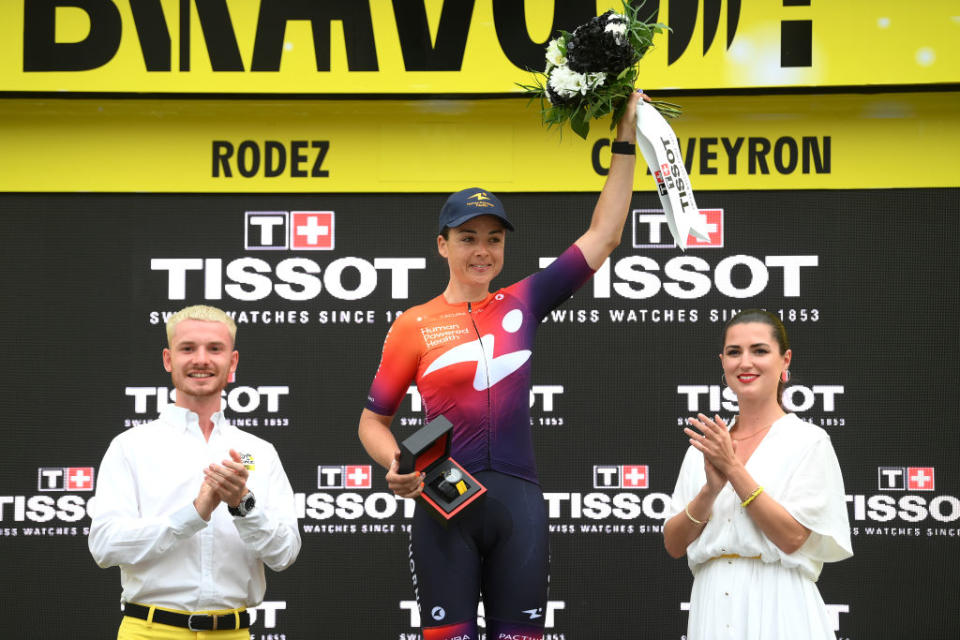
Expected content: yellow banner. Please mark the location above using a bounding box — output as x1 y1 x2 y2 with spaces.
1 92 957 192
0 1 957 93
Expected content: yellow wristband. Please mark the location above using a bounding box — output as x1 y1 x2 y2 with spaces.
684 503 709 525
741 486 764 508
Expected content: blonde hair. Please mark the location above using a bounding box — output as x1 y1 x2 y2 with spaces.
165 305 237 347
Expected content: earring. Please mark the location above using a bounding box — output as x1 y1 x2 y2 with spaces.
721 372 728 387
781 370 790 383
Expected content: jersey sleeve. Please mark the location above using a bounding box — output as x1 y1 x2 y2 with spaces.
365 312 421 417
513 243 595 320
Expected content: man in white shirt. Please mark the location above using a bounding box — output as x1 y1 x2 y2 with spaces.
89 305 301 639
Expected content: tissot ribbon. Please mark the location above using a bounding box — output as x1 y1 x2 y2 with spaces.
634 102 711 250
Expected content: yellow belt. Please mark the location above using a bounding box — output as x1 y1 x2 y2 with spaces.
713 553 761 561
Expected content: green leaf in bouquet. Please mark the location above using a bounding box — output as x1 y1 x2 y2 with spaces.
570 107 590 139
649 100 683 119
585 96 605 121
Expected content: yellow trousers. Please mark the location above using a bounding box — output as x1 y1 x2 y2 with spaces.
118 605 249 640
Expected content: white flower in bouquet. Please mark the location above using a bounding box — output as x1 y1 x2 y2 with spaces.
544 38 566 72
586 72 606 92
547 65 587 99
604 17 628 40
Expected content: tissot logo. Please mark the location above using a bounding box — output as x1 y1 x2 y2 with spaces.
292 211 334 250
318 465 372 490
678 384 843 413
126 386 289 414
0 495 92 523
593 465 649 489
633 208 723 249
344 465 372 489
37 467 95 492
654 170 667 196
550 254 818 300
297 491 414 520
907 467 935 491
151 256 425 301
246 212 288 249
878 467 935 491
544 492 671 520
246 211 334 250
846 493 959 523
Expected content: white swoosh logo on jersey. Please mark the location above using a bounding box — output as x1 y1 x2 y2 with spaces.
422 309 530 391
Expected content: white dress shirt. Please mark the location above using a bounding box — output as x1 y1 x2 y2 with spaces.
88 405 301 611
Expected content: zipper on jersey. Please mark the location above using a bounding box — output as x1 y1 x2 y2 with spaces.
467 302 492 466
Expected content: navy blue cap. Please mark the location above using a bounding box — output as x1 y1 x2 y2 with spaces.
438 187 515 233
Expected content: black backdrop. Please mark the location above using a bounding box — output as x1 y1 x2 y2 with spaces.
1 189 957 639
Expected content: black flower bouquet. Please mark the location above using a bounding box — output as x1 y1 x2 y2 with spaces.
518 0 680 139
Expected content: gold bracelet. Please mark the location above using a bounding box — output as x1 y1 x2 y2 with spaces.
684 503 709 525
741 486 764 508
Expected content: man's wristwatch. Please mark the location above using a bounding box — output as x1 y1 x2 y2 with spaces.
434 468 467 502
228 491 256 517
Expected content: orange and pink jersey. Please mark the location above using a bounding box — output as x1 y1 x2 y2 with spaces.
366 244 594 484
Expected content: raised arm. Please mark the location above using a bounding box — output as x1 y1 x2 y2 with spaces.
574 90 647 269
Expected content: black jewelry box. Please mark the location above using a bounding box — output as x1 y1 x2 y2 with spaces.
397 414 486 520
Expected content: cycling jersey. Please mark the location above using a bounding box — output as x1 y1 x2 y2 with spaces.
366 244 594 484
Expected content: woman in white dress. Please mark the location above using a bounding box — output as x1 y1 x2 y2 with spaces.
663 309 852 640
